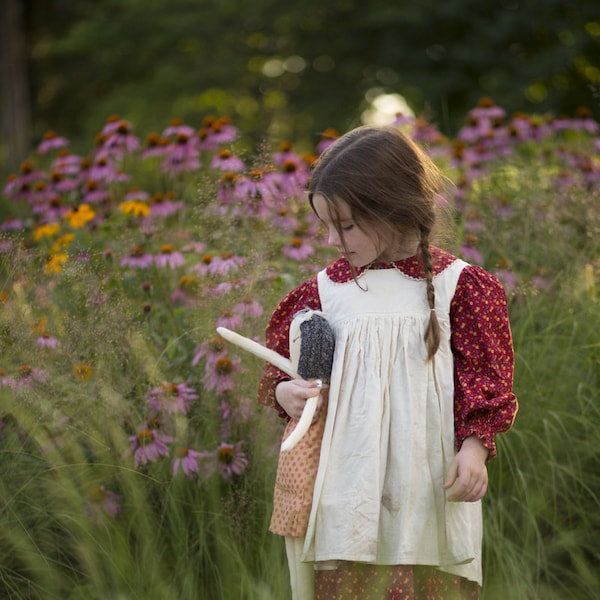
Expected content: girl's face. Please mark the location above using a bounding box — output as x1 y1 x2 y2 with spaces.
312 194 381 267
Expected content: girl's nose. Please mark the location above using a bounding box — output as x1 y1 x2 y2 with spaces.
328 227 340 247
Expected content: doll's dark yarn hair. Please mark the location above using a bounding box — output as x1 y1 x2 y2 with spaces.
307 125 451 360
295 310 335 383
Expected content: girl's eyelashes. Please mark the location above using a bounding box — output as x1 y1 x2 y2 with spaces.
342 223 354 232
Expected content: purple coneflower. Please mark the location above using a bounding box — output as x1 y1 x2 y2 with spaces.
154 244 185 269
172 447 208 478
129 426 173 468
216 441 248 481
210 149 245 172
37 332 59 349
5 365 49 389
161 134 200 175
120 246 154 269
162 119 196 138
85 486 122 522
51 151 82 176
282 237 315 260
215 309 243 330
146 382 198 415
197 116 238 150
101 119 140 156
1 217 24 231
37 130 69 154
82 180 110 204
208 252 244 276
316 128 340 154
191 334 227 367
203 355 240 394
148 192 184 218
232 298 263 318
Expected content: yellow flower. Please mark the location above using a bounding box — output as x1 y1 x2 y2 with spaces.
33 222 61 241
119 200 151 217
51 232 75 253
73 363 93 381
33 316 47 334
44 253 68 274
64 204 95 228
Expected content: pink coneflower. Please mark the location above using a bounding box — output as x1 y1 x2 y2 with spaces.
3 162 46 200
37 130 69 154
171 275 200 306
162 119 196 138
161 134 200 175
129 426 173 468
146 382 199 415
317 128 340 153
48 169 78 194
208 252 244 276
148 192 184 218
190 253 215 276
82 180 110 204
494 268 518 294
210 149 245 172
4 365 49 389
459 235 484 265
271 160 310 200
554 107 600 134
215 308 243 330
234 169 278 212
51 152 82 176
468 97 506 121
172 447 208 478
181 241 207 254
120 245 154 269
216 441 248 481
203 355 240 394
191 334 228 367
102 119 140 156
154 244 185 269
140 132 170 159
282 237 315 260
197 116 239 150
36 333 59 349
232 298 263 318
85 486 122 522
1 217 24 231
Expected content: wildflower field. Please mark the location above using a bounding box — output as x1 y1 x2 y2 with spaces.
1 100 599 599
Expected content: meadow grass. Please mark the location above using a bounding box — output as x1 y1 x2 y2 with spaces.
0 108 599 598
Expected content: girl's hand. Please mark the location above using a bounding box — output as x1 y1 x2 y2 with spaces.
443 435 489 502
275 379 323 421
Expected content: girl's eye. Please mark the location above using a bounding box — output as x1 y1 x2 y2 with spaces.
342 224 354 232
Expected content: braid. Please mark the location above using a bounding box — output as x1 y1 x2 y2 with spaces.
419 229 440 360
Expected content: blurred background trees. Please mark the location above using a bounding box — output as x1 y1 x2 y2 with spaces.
2 0 599 171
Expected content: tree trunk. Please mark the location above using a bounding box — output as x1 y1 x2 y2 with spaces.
1 0 32 174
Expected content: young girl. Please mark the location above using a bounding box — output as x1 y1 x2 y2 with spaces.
257 125 518 599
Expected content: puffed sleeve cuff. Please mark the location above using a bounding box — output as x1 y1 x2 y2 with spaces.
256 275 321 417
257 364 291 420
451 265 519 460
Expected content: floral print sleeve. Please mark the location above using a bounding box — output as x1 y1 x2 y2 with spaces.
256 276 321 416
451 265 518 459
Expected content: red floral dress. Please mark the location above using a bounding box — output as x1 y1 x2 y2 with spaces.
257 247 517 599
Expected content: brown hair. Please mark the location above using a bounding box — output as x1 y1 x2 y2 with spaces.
307 125 452 360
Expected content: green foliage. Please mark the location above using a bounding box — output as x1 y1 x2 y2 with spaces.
0 105 599 598
18 0 600 160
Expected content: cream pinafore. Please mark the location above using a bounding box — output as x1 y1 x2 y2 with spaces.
303 260 483 585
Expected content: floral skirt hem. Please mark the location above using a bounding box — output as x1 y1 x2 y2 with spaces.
315 562 479 600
